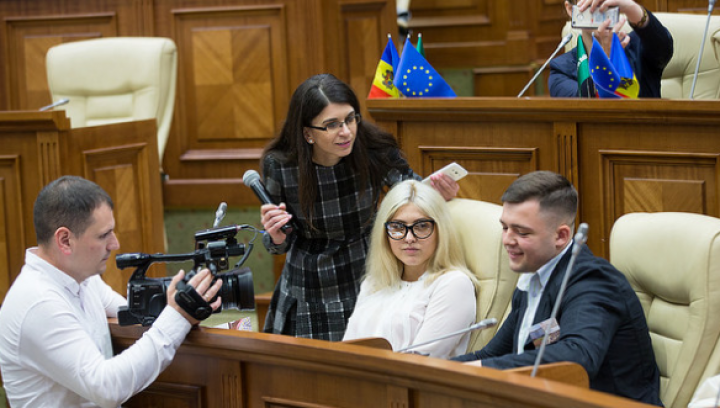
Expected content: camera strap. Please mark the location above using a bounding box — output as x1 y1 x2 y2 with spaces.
175 281 213 321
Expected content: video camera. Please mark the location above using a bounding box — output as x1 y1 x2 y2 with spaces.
116 224 256 326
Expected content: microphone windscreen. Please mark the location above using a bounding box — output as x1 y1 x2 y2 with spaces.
243 170 261 185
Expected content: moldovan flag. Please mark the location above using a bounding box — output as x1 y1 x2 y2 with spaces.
368 36 401 98
393 37 456 97
610 33 639 98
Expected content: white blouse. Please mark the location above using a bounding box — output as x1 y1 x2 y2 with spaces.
343 270 476 359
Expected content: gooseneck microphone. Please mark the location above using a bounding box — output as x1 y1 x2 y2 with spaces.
242 170 292 234
39 98 69 112
530 223 589 377
690 0 716 100
213 202 228 227
396 318 498 353
517 33 574 98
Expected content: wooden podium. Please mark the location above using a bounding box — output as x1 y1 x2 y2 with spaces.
0 110 166 302
110 322 654 408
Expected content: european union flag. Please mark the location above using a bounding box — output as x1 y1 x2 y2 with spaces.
393 38 456 97
589 36 621 98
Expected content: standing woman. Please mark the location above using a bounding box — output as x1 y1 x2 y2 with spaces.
343 180 478 359
259 74 457 341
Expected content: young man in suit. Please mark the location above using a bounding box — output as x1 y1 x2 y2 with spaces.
452 171 662 406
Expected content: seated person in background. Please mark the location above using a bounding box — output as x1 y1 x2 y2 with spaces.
549 0 673 97
452 171 662 406
343 180 478 359
0 176 222 408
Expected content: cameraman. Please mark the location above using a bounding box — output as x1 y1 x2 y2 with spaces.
0 176 222 408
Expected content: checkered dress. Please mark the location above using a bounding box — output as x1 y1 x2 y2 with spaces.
261 152 419 341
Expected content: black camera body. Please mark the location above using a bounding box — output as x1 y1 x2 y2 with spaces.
117 225 256 326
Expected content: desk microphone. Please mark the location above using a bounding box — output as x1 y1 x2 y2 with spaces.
213 202 228 227
517 33 573 98
690 0 716 100
243 170 292 234
530 223 589 377
39 98 69 111
396 318 498 353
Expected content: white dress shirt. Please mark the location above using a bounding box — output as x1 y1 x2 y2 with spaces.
343 270 476 359
0 248 192 408
515 242 571 354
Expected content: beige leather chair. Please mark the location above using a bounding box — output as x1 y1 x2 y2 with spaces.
561 12 720 99
447 198 518 352
610 212 720 408
46 37 178 164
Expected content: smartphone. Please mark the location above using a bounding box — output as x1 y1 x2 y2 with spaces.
422 162 468 184
571 5 619 29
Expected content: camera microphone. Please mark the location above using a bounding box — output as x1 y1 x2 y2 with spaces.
213 202 228 228
242 170 292 234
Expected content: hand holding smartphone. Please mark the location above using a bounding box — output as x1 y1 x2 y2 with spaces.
571 5 619 29
422 162 468 185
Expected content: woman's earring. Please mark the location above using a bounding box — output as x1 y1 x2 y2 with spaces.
308 138 314 144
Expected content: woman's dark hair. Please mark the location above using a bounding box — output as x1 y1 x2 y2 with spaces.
33 175 114 245
262 73 407 228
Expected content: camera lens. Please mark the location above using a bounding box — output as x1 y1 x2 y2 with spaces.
218 267 255 311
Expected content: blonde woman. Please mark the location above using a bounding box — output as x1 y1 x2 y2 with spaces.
343 180 478 359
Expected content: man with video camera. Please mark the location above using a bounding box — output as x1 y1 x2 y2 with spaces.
0 176 222 408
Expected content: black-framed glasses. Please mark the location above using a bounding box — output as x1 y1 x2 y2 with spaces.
306 114 361 133
385 219 436 240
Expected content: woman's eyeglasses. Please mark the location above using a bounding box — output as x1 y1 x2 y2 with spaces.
384 219 436 240
306 114 361 133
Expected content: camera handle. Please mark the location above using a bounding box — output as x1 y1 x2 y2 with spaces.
175 279 213 321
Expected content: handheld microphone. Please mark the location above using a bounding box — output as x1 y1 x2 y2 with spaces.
242 170 292 234
396 318 498 353
518 33 574 98
689 0 716 100
39 98 69 112
213 202 228 227
530 223 589 377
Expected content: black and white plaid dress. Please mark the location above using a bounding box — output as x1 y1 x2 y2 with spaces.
261 152 419 341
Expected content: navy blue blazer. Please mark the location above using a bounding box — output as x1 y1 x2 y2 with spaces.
548 10 673 98
453 244 663 406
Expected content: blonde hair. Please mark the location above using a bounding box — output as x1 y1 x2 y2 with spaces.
364 180 477 291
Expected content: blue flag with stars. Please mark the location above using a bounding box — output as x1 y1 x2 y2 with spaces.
393 38 456 97
589 36 621 98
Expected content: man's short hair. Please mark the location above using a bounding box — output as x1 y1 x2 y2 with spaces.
33 176 114 245
501 171 578 224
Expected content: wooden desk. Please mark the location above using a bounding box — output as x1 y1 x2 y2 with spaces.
110 321 654 408
0 111 166 302
368 97 720 258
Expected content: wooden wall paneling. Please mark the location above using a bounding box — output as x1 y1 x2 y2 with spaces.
59 119 166 289
3 14 118 111
410 0 512 68
578 114 720 259
325 0 396 119
162 3 292 207
419 146 539 204
0 155 25 302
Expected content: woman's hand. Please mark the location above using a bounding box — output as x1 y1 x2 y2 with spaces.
427 173 459 201
261 202 292 244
